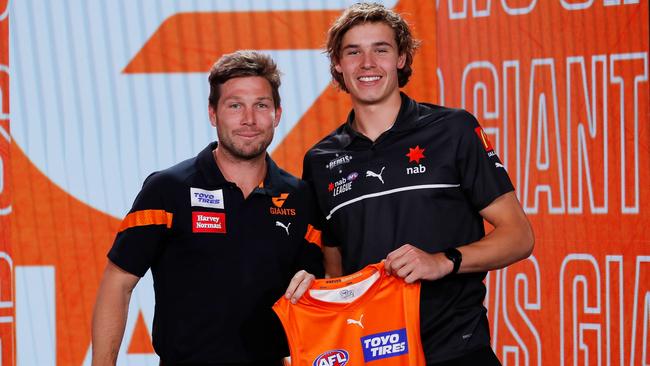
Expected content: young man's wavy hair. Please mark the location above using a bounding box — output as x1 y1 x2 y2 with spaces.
208 50 281 109
326 2 420 92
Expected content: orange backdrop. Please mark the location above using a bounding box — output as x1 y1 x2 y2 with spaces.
1 1 649 365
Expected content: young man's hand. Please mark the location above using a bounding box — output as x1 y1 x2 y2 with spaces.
384 244 454 283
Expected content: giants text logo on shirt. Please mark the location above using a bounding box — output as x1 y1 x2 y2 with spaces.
192 212 226 233
270 193 296 215
361 328 409 362
190 187 225 209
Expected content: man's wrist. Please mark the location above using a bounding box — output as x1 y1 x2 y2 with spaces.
443 247 462 275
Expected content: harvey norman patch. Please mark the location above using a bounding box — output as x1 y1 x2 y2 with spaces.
190 187 224 209
361 328 409 362
192 212 226 233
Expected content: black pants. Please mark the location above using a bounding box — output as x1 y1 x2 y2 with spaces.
429 346 502 366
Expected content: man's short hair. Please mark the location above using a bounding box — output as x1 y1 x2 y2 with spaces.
326 2 420 92
208 50 281 109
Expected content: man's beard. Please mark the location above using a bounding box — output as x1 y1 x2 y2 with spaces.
217 130 273 161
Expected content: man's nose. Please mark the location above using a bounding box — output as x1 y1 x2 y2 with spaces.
360 52 376 69
242 106 255 125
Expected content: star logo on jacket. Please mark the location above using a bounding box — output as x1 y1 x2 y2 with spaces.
406 145 425 164
328 182 335 192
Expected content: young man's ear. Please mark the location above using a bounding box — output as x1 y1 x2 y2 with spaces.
208 105 217 127
397 53 407 70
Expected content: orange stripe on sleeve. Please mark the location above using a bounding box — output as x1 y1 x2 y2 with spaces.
304 224 322 248
118 209 173 232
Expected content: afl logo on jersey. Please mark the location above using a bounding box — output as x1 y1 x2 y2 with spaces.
312 349 349 366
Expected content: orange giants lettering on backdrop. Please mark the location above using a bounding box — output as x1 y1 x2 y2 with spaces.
5 1 650 366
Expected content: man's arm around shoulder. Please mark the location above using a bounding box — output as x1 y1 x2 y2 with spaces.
91 260 140 366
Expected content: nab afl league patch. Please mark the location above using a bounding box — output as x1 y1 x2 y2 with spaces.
190 187 224 209
192 212 226 233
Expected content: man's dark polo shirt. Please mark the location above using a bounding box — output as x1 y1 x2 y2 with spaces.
303 93 514 363
109 142 323 365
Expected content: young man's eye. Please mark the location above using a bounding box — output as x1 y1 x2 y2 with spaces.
256 103 269 109
229 103 241 109
346 50 360 56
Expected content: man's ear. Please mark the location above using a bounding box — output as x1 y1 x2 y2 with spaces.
397 53 407 69
273 106 282 128
208 105 217 127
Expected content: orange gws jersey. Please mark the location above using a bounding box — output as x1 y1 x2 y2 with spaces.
273 262 425 366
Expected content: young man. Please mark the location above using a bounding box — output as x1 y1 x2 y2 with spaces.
92 50 323 366
300 3 534 365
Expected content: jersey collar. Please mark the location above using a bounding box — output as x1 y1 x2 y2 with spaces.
340 92 436 148
196 142 285 196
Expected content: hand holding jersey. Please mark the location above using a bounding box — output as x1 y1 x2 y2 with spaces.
284 269 316 304
384 244 455 283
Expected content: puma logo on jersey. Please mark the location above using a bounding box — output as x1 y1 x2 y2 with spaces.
495 162 505 169
346 314 364 328
275 221 291 235
365 166 385 184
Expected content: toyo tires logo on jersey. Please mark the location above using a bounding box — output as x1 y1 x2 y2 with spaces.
361 328 409 362
312 349 349 366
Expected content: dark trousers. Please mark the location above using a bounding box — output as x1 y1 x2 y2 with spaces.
429 346 502 366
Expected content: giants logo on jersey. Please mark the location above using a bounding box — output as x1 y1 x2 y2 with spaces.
312 349 349 366
270 193 296 216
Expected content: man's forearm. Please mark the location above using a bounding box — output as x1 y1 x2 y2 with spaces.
91 262 139 366
455 221 534 273
457 192 534 273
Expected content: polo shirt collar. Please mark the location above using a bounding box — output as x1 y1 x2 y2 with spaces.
197 141 284 196
340 92 434 148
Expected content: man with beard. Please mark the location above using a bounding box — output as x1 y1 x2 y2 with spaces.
92 50 323 366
